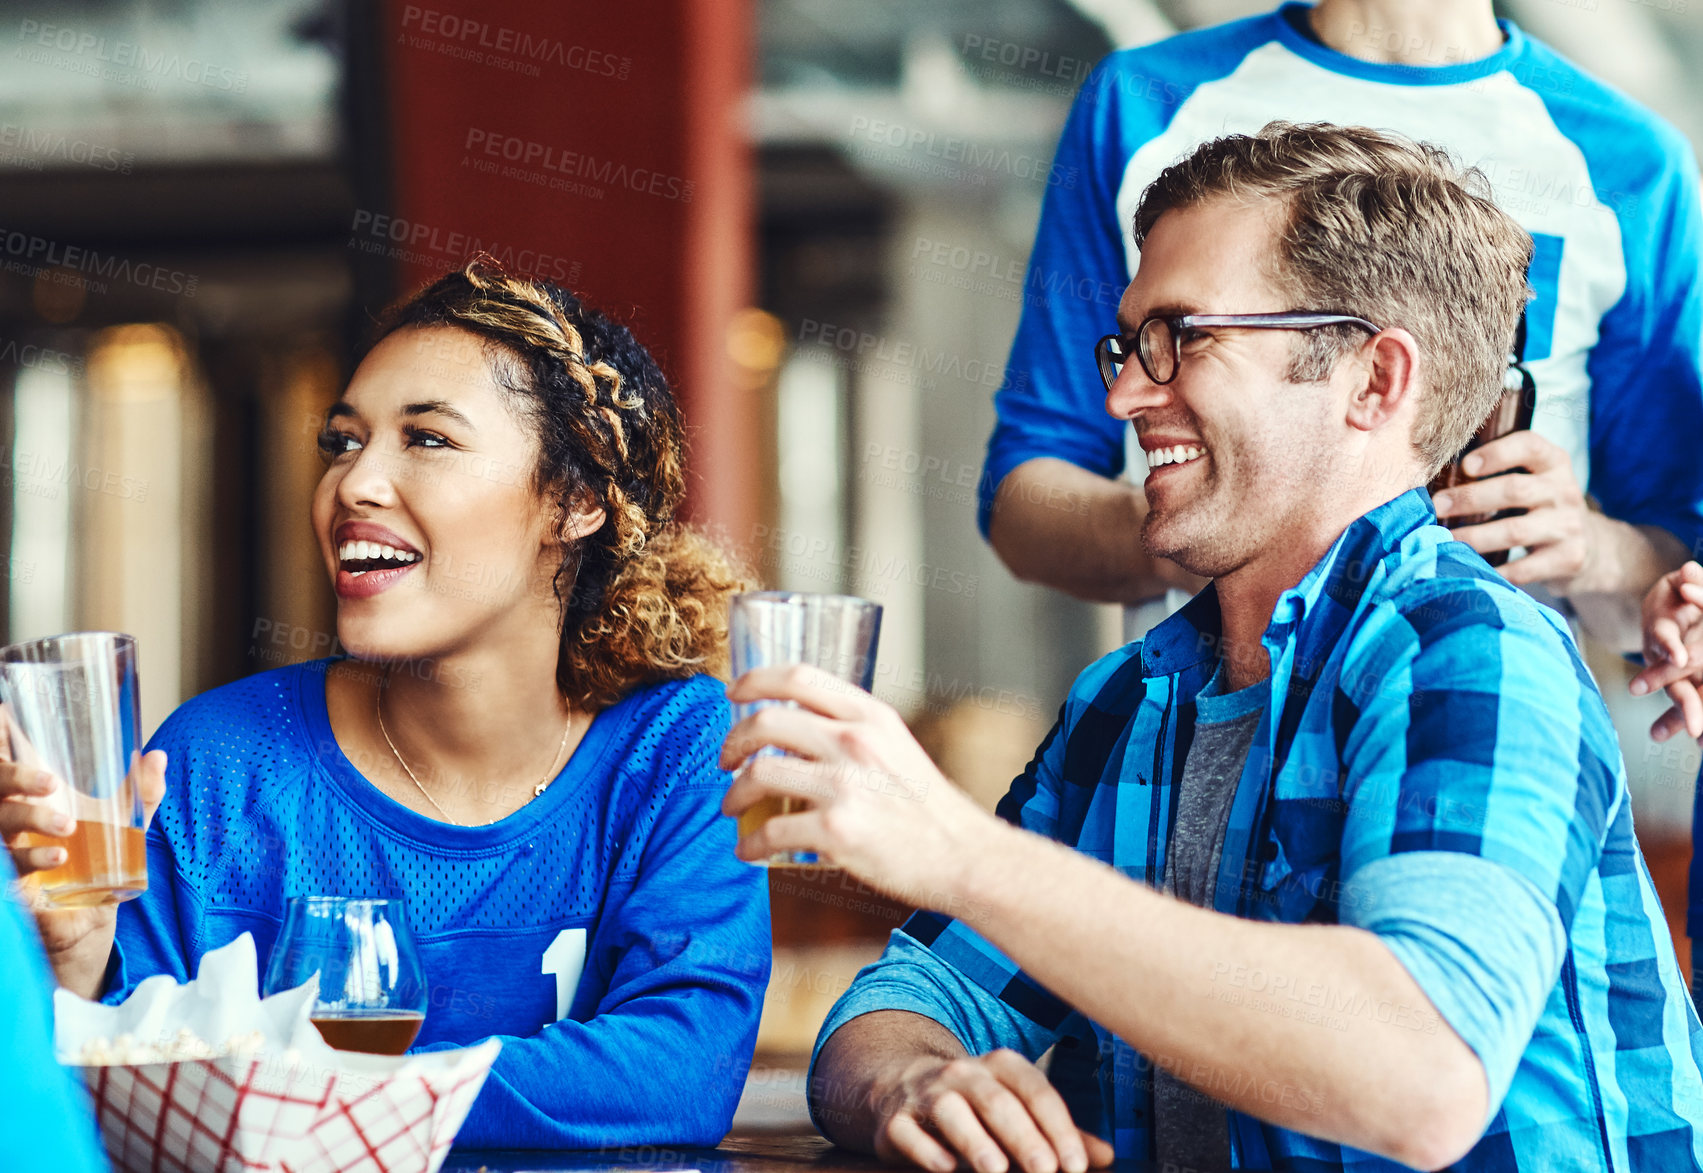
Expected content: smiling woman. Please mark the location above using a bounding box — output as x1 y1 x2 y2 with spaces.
5 260 773 1150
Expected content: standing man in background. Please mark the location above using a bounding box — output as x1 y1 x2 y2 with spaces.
983 0 1703 642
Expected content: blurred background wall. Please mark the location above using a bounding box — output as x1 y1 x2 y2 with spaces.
0 0 1698 1082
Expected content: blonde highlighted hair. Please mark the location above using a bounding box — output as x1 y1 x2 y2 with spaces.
373 259 750 709
1133 122 1534 477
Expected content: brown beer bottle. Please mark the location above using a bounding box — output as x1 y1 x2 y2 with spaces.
1429 343 1538 568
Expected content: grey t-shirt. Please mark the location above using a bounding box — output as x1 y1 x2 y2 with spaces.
1152 663 1268 1171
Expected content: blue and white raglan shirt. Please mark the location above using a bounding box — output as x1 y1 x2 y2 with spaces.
107 663 771 1150
816 490 1703 1171
980 2 1703 565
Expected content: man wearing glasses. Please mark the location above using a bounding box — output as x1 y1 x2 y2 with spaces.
981 0 1702 650
722 124 1703 1172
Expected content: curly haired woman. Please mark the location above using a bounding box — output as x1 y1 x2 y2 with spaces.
20 261 770 1148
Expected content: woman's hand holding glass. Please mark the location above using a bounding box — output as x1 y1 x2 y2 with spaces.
0 743 167 993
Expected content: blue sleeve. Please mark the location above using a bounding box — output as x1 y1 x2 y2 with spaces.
1534 62 1703 558
0 864 109 1172
1340 852 1563 1120
978 58 1142 539
1586 148 1703 558
1336 581 1614 928
107 716 205 1002
1335 581 1615 1105
425 716 771 1149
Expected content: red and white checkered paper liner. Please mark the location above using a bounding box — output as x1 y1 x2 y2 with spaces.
79 1038 499 1173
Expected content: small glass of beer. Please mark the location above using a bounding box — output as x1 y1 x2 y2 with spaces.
0 632 147 908
264 896 427 1055
729 591 882 868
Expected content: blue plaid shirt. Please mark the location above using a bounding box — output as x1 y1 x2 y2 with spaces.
814 489 1703 1171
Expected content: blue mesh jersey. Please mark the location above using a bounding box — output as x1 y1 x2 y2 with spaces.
816 491 1703 1171
980 3 1703 562
107 661 771 1150
0 858 109 1171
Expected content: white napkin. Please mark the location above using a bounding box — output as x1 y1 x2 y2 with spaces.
55 933 330 1065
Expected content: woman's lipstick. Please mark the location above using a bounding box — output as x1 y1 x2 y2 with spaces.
335 561 419 600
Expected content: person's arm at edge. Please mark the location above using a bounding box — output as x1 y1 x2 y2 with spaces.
0 860 110 1173
989 459 1204 603
1566 519 1688 651
1630 559 1703 739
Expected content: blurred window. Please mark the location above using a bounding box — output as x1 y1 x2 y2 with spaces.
0 1 338 167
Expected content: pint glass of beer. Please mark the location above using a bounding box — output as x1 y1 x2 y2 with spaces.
0 632 147 908
264 896 428 1055
729 591 882 868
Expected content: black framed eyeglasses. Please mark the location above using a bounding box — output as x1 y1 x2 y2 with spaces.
1095 311 1383 391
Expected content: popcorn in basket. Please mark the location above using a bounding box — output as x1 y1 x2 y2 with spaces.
55 934 500 1173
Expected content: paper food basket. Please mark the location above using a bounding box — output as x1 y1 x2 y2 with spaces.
56 935 501 1173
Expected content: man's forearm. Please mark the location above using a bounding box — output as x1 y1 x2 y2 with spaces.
1568 518 1690 650
1571 516 1687 598
810 1010 967 1152
988 459 1203 604
951 820 1486 1169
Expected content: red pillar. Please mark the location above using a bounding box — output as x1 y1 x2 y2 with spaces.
381 0 757 537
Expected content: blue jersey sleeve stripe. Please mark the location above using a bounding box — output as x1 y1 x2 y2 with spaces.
1523 233 1565 363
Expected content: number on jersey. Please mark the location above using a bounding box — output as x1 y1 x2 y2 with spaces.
542 928 587 1022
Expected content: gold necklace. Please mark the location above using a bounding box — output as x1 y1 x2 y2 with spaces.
374 674 574 825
